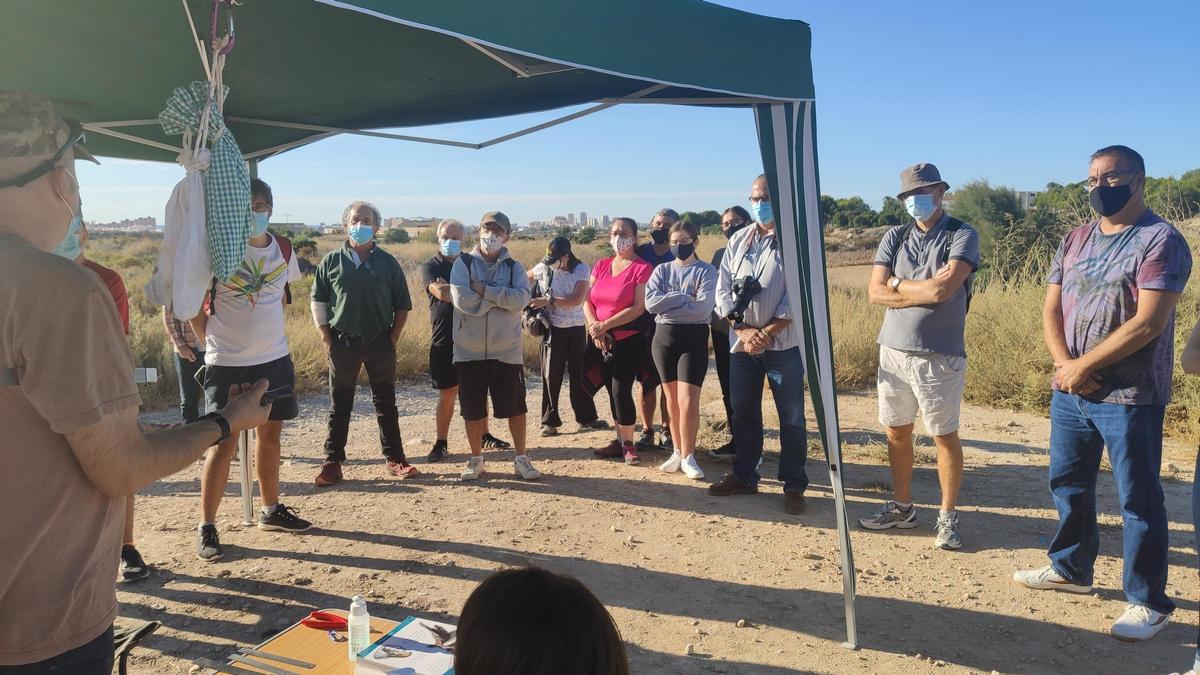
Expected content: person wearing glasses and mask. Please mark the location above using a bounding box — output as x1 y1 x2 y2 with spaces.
1014 146 1192 643
632 208 679 453
645 220 717 480
421 219 511 463
707 206 752 462
0 92 271 674
190 179 311 561
312 200 416 487
450 212 540 481
859 163 979 552
708 175 808 516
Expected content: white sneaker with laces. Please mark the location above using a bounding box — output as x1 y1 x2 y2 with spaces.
1011 565 1092 594
681 455 704 480
1110 604 1169 642
658 452 682 473
460 456 485 481
514 455 542 481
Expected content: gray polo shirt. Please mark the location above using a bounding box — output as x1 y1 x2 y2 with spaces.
716 226 801 353
873 214 980 358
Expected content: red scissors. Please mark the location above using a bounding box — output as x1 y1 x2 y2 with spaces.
300 611 348 631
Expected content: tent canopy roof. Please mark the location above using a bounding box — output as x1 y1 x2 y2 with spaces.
0 0 813 162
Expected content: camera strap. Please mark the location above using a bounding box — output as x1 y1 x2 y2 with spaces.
732 229 775 283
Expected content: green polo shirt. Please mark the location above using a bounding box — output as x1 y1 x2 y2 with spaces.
312 243 412 341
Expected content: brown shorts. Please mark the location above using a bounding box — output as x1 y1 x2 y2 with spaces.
455 360 528 421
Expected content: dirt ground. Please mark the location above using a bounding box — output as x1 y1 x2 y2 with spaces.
121 375 1199 674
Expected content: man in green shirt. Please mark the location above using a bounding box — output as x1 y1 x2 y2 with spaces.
311 200 415 486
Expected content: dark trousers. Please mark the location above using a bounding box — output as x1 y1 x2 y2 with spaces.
731 347 809 494
323 331 405 463
174 350 206 423
541 325 598 428
603 335 646 426
710 327 733 431
0 626 113 674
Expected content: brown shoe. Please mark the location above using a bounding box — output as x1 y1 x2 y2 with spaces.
707 473 757 496
386 459 421 479
315 461 342 487
784 491 806 515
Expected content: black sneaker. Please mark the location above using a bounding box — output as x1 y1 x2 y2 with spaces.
708 441 737 462
635 430 656 451
426 440 450 463
660 431 674 451
196 524 223 562
119 544 151 582
481 433 511 450
258 505 312 533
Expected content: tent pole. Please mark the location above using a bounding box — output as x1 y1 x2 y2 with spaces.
81 124 183 154
239 429 254 526
476 83 667 149
247 159 258 178
227 117 478 149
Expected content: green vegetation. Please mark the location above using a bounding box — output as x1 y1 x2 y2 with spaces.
383 228 410 244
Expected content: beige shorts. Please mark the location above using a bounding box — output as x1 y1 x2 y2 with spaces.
877 345 966 436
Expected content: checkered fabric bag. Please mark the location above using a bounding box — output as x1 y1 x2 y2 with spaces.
159 81 249 281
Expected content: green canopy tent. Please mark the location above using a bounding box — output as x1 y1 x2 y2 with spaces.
2 0 857 648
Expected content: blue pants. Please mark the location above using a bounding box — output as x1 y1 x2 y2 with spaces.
1046 391 1173 614
730 347 809 494
174 350 205 423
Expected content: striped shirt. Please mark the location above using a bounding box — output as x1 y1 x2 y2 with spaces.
716 225 800 353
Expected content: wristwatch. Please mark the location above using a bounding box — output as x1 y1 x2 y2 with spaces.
198 412 231 444
888 277 902 291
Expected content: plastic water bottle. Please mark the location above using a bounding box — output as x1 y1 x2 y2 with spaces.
347 594 370 662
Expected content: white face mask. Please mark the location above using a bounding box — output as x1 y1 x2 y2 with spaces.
610 235 633 254
480 233 504 255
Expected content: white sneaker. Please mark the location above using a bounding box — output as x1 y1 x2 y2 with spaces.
1110 604 1169 642
514 455 542 481
1011 565 1092 594
460 456 485 481
658 452 682 473
681 455 704 480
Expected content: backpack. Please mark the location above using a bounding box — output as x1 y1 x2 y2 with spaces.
887 217 973 312
203 235 293 316
458 252 517 286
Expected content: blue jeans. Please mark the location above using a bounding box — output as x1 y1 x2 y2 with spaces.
1046 391 1173 614
730 347 809 494
174 350 205 423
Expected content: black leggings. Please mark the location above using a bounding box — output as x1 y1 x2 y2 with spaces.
651 323 710 386
603 334 646 426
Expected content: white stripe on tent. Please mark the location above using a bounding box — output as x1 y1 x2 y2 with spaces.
767 105 808 377
313 0 814 103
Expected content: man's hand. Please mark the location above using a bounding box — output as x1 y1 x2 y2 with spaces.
1054 358 1102 395
177 345 197 363
736 326 767 352
529 297 551 309
218 380 272 433
470 280 487 296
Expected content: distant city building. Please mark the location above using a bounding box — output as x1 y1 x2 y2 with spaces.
1015 191 1041 210
89 216 157 232
319 224 343 235
601 214 610 229
578 211 587 229
270 222 308 231
586 217 599 228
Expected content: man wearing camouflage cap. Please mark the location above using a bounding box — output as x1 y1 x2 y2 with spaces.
0 93 271 671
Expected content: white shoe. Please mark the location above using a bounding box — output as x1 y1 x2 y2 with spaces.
658 452 681 473
1011 565 1092 594
681 455 704 480
514 455 542 481
460 456 485 481
1110 604 1169 642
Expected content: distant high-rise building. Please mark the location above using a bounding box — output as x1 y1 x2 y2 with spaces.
601 214 610 229
579 211 587 229
566 213 576 226
587 217 599 228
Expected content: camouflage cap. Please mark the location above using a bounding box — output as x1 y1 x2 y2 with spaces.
0 92 98 163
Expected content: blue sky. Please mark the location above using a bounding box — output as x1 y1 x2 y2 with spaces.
78 0 1200 227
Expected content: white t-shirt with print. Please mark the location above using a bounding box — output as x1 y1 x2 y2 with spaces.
532 260 590 328
204 234 301 366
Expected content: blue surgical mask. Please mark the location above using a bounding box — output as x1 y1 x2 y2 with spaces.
905 194 938 221
250 210 270 237
439 238 462 257
53 215 83 260
348 224 375 245
750 200 774 225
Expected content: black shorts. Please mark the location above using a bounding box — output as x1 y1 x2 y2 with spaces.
203 354 298 421
455 359 527 421
430 343 457 390
651 323 710 386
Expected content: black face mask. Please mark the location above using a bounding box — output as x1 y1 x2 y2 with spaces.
1089 183 1134 217
650 228 669 245
670 242 695 260
724 221 747 240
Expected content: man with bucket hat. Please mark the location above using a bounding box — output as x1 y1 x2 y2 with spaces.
0 92 271 672
860 163 980 551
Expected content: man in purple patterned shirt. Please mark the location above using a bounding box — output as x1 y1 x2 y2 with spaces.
1014 146 1192 642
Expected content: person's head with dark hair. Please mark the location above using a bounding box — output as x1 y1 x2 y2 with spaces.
250 178 274 208
454 567 630 675
721 206 751 240
608 217 638 260
545 235 582 272
1087 145 1147 220
249 178 274 238
668 220 700 263
648 208 679 247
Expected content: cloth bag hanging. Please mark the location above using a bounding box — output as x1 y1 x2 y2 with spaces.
145 146 213 319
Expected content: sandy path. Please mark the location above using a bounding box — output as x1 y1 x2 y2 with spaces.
119 377 1199 674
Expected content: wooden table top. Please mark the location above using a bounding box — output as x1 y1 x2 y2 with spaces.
223 609 399 674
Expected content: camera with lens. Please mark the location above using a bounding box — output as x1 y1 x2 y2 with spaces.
724 276 763 323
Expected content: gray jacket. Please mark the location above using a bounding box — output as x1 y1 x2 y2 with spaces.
449 246 530 365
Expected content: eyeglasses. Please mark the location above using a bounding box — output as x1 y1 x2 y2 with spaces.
1087 169 1138 189
749 196 770 203
0 119 86 189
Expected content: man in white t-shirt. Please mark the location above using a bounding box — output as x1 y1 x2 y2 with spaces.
189 178 311 561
